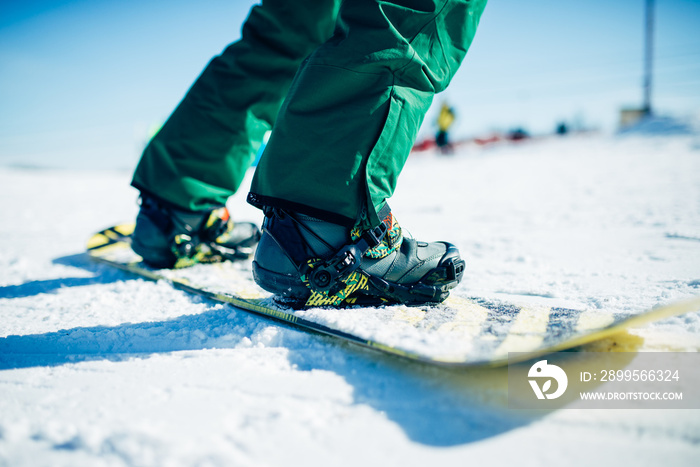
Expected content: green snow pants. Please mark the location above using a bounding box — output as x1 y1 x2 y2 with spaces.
132 0 487 228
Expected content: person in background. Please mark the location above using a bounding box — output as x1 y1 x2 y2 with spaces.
435 102 456 154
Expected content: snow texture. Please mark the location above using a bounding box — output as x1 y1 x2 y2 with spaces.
1 130 700 466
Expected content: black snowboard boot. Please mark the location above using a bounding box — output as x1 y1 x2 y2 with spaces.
252 204 465 307
131 194 261 269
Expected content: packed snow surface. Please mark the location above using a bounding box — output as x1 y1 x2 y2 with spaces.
1 130 700 466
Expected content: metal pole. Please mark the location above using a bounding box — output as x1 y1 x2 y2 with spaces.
644 0 654 115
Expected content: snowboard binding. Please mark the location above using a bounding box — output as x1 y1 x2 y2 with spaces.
131 194 261 269
252 204 465 308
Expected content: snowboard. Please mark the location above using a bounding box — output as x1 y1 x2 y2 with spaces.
87 224 700 367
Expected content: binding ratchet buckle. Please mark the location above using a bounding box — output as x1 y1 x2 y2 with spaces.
303 221 388 295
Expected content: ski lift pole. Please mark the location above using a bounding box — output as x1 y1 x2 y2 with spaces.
643 0 654 115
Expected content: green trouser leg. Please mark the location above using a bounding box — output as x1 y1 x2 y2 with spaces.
249 0 487 228
131 0 340 212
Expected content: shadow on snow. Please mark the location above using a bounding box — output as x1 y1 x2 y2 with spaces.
0 253 546 447
0 253 133 299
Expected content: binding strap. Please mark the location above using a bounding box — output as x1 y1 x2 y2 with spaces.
299 204 396 307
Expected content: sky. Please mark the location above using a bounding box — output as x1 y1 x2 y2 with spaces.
0 0 699 169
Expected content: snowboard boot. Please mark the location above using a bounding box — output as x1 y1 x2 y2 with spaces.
252 204 465 308
131 194 261 269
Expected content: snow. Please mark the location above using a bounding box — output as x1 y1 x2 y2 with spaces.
1 130 700 466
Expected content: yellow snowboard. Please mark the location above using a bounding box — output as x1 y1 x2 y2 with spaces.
88 224 700 367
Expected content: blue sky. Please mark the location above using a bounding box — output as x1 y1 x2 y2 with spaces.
1 0 699 169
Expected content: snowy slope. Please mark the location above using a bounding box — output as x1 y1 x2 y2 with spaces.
1 131 700 466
